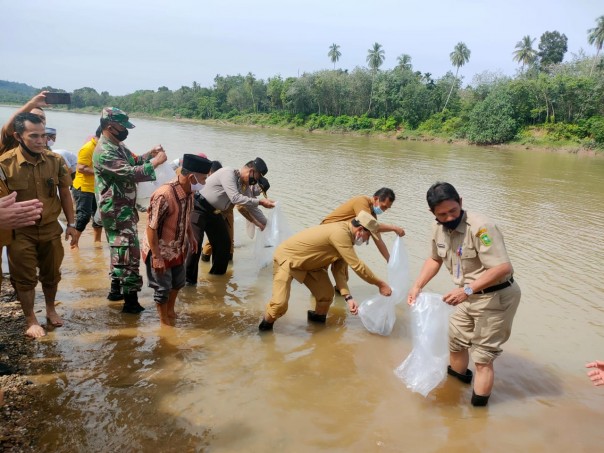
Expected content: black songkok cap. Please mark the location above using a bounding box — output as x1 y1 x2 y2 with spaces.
182 154 212 174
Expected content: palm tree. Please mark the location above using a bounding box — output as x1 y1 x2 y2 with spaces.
513 35 537 70
442 41 471 112
366 42 385 113
396 54 412 70
588 15 604 76
328 43 341 70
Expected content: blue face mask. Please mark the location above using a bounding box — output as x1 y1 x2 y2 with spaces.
373 205 384 215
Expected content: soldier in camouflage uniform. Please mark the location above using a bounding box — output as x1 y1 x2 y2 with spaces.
93 107 167 313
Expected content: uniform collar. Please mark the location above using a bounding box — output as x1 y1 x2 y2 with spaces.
16 145 47 166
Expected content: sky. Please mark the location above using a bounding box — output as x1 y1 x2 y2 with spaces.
1 0 601 95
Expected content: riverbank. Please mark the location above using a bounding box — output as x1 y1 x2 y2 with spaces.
0 277 40 452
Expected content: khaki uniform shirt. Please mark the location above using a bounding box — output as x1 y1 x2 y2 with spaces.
0 146 71 227
321 195 381 241
274 222 381 291
430 211 512 287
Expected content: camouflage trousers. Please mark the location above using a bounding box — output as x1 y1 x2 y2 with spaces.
105 228 142 294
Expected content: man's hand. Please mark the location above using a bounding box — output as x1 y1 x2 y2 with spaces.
394 226 406 237
0 193 43 229
407 285 422 306
378 281 392 297
149 145 164 157
65 226 81 248
151 150 167 168
28 91 49 109
259 198 276 209
152 256 166 274
346 297 359 315
442 287 468 306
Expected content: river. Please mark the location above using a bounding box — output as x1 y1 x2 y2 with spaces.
1 106 603 451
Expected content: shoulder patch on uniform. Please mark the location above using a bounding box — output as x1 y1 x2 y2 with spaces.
475 228 487 237
479 230 492 246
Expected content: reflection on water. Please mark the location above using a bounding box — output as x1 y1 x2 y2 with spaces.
1 107 604 451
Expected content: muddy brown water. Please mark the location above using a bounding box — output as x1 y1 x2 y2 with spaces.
1 107 603 451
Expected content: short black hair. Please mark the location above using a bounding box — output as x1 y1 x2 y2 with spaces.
14 112 44 134
374 187 395 202
100 117 111 130
95 125 102 138
181 168 192 176
426 182 460 212
210 160 222 173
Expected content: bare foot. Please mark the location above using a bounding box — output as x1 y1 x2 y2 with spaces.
46 313 64 327
26 323 46 338
167 311 179 319
70 244 79 250
159 316 175 327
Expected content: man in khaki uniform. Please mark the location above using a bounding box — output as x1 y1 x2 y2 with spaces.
0 113 79 338
407 182 521 407
321 188 405 293
259 211 392 331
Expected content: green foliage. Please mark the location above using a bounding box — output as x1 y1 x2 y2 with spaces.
587 116 604 144
466 89 518 145
538 31 568 67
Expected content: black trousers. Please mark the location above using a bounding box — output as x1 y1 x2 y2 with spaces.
185 200 231 280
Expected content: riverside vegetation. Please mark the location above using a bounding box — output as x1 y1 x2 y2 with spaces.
2 18 604 152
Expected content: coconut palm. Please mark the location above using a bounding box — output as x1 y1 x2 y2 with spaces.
588 15 604 76
513 35 537 70
442 41 471 112
328 43 342 70
396 54 412 70
366 42 385 113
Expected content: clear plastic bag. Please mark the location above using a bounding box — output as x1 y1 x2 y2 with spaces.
136 162 176 208
358 237 409 335
254 203 292 269
394 292 455 397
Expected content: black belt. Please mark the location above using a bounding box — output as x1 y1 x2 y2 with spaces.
199 196 221 214
477 277 514 294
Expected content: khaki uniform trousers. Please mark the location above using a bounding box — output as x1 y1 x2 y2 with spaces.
8 221 64 291
265 260 336 320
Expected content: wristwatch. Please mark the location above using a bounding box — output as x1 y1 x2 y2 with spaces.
464 286 474 296
67 223 76 228
344 295 353 302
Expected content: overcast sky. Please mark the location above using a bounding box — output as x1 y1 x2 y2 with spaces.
1 0 601 95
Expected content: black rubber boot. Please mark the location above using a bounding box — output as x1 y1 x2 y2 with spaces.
201 253 211 262
258 318 274 331
471 391 490 407
307 310 327 324
122 292 145 314
107 279 124 301
447 365 473 384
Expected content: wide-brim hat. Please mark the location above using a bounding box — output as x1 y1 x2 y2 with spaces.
356 211 380 241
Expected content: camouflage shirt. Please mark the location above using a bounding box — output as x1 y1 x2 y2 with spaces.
92 136 156 230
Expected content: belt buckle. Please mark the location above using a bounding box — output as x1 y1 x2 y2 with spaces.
213 209 221 214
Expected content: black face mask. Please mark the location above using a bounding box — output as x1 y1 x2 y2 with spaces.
248 175 258 186
112 128 129 141
437 210 464 230
17 139 41 158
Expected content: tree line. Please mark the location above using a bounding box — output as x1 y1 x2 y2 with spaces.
2 16 604 147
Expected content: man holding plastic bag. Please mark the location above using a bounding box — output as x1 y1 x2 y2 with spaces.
321 188 405 294
407 182 521 406
259 211 392 331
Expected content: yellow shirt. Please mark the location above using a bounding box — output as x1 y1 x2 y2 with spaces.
72 137 97 193
274 221 381 292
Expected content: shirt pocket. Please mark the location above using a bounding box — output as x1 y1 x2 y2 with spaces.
6 179 29 192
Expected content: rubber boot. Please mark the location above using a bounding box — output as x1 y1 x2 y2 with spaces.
307 310 327 324
447 365 473 384
471 391 490 407
122 292 145 314
107 279 124 301
258 318 274 331
93 227 103 243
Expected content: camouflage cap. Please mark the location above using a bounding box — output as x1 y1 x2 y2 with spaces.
101 107 135 129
